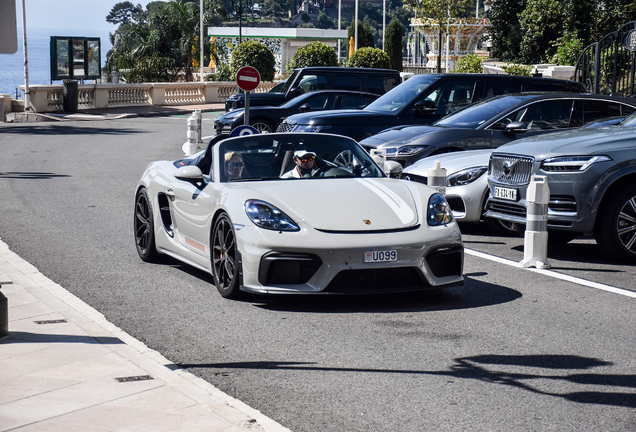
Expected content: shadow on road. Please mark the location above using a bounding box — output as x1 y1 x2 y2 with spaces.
179 354 636 409
0 124 144 136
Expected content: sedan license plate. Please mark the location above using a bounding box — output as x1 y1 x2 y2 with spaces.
494 186 518 201
365 250 397 263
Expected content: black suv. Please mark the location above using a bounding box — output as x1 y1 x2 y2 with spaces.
224 67 400 112
276 74 588 141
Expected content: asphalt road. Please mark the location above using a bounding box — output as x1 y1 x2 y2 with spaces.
1 116 635 431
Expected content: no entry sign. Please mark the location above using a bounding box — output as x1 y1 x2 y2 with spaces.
236 66 261 92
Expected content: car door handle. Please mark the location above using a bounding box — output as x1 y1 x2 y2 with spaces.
165 189 175 198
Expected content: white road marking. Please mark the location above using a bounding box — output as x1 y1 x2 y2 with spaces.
465 248 636 299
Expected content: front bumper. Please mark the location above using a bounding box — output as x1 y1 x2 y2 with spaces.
236 224 464 295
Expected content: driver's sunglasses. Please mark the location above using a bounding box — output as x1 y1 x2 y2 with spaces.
228 162 244 169
299 155 315 162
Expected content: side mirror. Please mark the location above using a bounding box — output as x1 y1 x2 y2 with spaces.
383 160 403 178
175 165 203 181
504 121 528 133
287 87 304 99
413 100 437 116
299 103 311 113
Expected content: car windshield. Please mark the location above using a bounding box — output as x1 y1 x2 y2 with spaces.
279 92 309 109
434 95 530 128
364 75 438 114
217 134 386 182
619 110 636 127
279 70 301 94
268 79 287 93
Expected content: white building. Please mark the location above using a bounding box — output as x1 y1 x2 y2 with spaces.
207 27 348 75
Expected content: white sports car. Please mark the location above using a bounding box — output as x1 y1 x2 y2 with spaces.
134 133 464 299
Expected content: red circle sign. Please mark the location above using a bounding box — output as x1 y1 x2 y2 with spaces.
236 66 261 92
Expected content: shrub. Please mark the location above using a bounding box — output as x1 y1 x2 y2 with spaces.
455 54 483 73
230 40 276 81
207 63 234 81
550 33 585 66
347 47 391 69
502 63 533 76
289 41 338 70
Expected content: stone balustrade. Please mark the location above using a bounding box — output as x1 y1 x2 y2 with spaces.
17 81 279 113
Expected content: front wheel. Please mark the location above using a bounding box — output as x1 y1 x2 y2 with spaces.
250 119 273 133
594 186 636 262
134 188 159 262
211 213 242 298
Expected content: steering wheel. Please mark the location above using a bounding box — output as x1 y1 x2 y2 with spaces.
311 166 333 177
334 150 354 167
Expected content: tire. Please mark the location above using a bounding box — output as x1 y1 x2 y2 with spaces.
134 188 159 262
594 186 636 262
211 213 242 299
250 119 273 133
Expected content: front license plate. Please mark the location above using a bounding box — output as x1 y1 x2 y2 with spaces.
365 250 397 263
493 186 518 201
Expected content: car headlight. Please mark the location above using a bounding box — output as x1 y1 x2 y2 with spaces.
541 155 612 172
294 125 332 133
396 145 429 156
446 166 488 187
222 109 244 120
427 193 454 226
244 200 300 231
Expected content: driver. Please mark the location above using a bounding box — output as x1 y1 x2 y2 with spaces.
281 150 317 178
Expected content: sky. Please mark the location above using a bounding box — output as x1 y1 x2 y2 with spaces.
13 0 166 32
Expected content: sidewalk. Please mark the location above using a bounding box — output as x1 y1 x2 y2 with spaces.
0 238 291 432
4 103 225 123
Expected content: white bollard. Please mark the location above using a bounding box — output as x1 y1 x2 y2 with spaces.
427 161 447 196
182 115 198 156
193 109 202 143
519 175 551 269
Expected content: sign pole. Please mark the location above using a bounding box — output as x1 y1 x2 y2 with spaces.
244 91 250 125
21 0 30 111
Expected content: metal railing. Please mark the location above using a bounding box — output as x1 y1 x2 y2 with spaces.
575 20 636 96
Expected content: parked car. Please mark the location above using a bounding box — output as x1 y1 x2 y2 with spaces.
401 149 493 225
360 93 636 167
214 90 379 134
276 73 589 141
485 114 636 261
134 133 464 299
224 67 400 111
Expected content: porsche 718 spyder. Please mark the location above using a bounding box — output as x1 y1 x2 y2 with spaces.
134 133 464 299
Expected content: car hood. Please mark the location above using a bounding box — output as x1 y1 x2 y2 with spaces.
238 178 422 231
284 109 392 125
360 125 444 148
494 126 636 159
403 149 493 175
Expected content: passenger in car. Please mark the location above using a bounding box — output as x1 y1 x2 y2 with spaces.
281 150 317 178
224 152 247 180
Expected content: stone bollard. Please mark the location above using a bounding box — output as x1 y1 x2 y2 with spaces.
519 175 551 269
427 161 447 196
370 149 386 171
181 115 198 156
0 284 8 338
193 109 203 143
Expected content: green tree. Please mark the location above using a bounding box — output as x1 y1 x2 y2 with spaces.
348 20 374 55
315 12 334 29
230 40 276 81
488 0 527 62
106 1 144 25
519 0 565 64
347 47 391 68
289 41 338 70
384 19 403 71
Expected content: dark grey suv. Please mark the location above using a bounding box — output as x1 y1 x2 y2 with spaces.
485 114 636 262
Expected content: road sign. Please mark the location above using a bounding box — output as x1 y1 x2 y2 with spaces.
231 125 259 136
236 66 261 92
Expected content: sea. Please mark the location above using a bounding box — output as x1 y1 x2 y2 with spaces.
0 27 113 98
